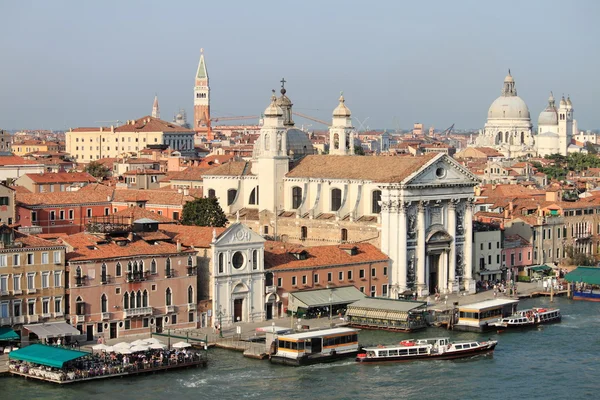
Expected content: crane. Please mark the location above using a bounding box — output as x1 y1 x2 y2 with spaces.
95 120 123 127
292 112 330 127
353 117 370 132
441 123 455 136
211 115 259 123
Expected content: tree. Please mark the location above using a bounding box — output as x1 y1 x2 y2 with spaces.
181 197 228 227
354 145 365 156
84 161 110 179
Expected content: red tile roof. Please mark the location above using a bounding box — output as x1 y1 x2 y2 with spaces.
0 155 41 166
16 185 113 206
112 189 195 206
23 172 97 184
263 242 388 270
158 224 227 248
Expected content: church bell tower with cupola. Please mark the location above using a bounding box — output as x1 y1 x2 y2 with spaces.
329 93 355 155
194 49 212 140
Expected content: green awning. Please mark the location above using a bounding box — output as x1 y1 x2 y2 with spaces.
9 344 88 368
565 267 600 285
530 265 553 272
0 327 19 341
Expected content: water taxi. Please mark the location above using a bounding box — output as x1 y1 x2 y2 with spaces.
269 327 360 366
356 337 497 363
454 299 519 332
489 307 561 329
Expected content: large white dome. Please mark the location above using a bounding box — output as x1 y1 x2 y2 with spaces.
487 95 530 120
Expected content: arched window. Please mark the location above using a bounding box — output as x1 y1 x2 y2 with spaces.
136 291 142 309
346 134 352 150
265 272 274 287
166 258 172 277
208 189 216 199
115 262 122 277
151 259 157 274
333 133 340 149
218 253 224 273
166 288 172 306
129 291 135 309
292 186 302 209
264 134 270 151
139 260 144 272
101 263 107 284
341 228 348 242
300 226 308 240
101 294 107 313
372 190 382 214
227 189 237 206
252 250 258 270
142 290 148 307
331 188 342 211
75 266 81 277
249 187 258 205
520 132 525 144
123 292 129 310
187 256 193 267
187 286 194 304
127 261 133 273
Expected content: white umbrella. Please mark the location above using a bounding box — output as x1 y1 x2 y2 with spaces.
114 342 131 349
149 343 166 350
92 344 109 351
172 341 192 349
130 345 149 352
145 338 163 345
118 348 134 354
130 339 147 346
104 346 115 353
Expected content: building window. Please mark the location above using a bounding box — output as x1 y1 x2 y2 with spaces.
27 253 34 265
13 275 21 291
50 211 55 221
370 286 376 297
116 262 122 277
101 294 107 313
42 298 50 315
218 253 224 274
104 208 109 216
371 268 376 277
53 271 61 287
41 252 49 265
59 210 65 220
341 228 348 242
359 269 365 279
53 251 61 264
277 277 282 287
314 273 319 284
302 275 307 285
347 270 353 280
292 186 302 209
31 211 37 223
292 276 297 286
0 255 6 267
11 254 18 266
227 189 237 206
372 190 382 214
27 272 35 290
166 288 172 306
150 259 157 274
300 226 307 240
331 188 342 211
69 209 74 219
41 272 49 288
189 313 194 323
249 187 258 205
208 189 216 199
327 272 332 282
339 271 343 281
252 250 258 270
188 286 194 304
123 292 129 309
382 285 388 297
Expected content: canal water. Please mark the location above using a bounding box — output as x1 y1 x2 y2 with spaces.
2 297 599 399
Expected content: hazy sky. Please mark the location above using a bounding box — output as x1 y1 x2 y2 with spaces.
1 0 599 131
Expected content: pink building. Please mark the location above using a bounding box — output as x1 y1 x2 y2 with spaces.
63 220 197 339
502 234 533 274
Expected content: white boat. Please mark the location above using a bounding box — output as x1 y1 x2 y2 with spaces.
269 327 360 366
356 337 497 363
489 307 561 329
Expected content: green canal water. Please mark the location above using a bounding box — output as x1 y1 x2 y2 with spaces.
2 297 599 399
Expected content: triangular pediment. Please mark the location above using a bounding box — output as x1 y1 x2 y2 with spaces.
403 154 480 186
214 222 265 246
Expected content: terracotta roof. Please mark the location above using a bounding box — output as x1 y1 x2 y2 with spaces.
264 242 389 271
167 166 214 182
0 155 41 166
9 185 31 194
12 231 65 249
22 172 97 184
115 116 194 133
64 232 194 262
202 161 253 177
122 169 165 176
158 224 227 248
16 185 113 206
286 154 438 182
109 207 176 223
112 189 194 206
70 127 111 132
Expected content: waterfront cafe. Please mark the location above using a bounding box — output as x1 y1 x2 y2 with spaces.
345 297 428 332
565 266 600 301
527 265 554 280
287 286 366 318
0 326 20 352
454 299 519 332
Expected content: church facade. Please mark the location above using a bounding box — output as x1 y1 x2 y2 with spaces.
203 86 480 303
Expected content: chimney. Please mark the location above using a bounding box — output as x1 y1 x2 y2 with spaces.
183 188 189 196
176 240 182 252
127 231 134 241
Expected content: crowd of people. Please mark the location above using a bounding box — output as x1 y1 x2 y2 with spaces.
8 347 206 382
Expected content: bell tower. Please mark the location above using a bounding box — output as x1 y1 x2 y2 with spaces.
329 93 355 155
194 49 212 140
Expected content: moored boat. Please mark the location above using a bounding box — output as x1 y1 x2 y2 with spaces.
269 327 360 366
356 337 497 363
489 307 561 329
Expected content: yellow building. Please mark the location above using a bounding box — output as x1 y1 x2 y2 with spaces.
65 116 195 163
12 140 60 156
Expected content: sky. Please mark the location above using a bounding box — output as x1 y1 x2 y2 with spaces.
1 0 599 131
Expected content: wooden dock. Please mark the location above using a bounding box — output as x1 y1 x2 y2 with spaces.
518 290 568 299
214 339 268 360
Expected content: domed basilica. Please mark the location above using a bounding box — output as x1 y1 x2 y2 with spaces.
471 71 580 157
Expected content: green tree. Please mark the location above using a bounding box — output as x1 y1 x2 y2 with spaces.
354 145 365 156
181 197 228 227
84 161 110 179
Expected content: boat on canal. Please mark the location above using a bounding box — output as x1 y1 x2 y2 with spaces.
356 337 497 363
489 307 561 329
269 327 360 366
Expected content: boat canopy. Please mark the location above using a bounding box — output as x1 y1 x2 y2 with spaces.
564 266 600 285
9 344 88 368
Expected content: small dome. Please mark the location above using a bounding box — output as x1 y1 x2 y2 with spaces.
488 95 530 120
332 94 351 117
285 128 314 158
566 96 573 109
504 72 514 83
538 93 558 126
264 92 283 117
559 96 567 108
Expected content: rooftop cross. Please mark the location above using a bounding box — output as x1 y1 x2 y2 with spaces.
280 78 286 88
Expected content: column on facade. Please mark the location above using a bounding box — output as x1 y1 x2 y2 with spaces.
398 202 407 292
464 200 474 293
447 201 456 292
417 201 427 295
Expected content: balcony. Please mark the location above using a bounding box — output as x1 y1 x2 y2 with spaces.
265 285 276 294
0 317 12 326
101 312 111 320
75 276 85 287
13 289 22 295
123 307 152 318
126 271 148 283
42 313 52 319
166 305 175 314
164 268 173 278
0 290 8 296
27 315 39 323
75 315 85 323
187 303 197 312
13 316 25 324
54 312 63 318
27 288 37 294
186 266 197 276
